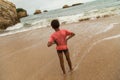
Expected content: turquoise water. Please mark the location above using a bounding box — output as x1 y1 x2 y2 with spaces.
1 0 120 36
21 0 120 22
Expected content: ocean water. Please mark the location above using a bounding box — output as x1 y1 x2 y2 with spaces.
1 0 120 36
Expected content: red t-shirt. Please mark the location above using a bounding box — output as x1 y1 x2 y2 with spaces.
48 29 72 50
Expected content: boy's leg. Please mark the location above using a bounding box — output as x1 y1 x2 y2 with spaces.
57 51 66 74
64 50 73 71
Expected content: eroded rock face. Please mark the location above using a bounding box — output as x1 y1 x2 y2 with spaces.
34 10 41 15
0 0 19 29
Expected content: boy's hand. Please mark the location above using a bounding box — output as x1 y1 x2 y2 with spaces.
47 42 53 47
47 41 56 47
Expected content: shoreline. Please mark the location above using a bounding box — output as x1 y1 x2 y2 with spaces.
0 15 120 80
1 4 120 37
0 14 119 37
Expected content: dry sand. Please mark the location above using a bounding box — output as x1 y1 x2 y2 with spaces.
0 15 120 80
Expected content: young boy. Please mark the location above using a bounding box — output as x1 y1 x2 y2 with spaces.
47 19 75 74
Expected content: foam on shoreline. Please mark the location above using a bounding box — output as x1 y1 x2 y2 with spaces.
0 6 120 37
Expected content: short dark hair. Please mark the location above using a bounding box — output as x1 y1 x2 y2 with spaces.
51 19 60 29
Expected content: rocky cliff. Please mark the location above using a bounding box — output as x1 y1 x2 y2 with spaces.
0 0 19 29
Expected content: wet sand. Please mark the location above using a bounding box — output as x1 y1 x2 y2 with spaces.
0 15 120 80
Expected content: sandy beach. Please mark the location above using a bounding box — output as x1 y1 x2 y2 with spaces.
0 15 120 80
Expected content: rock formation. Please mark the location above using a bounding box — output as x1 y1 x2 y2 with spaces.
34 10 41 15
63 5 70 8
16 8 28 19
43 10 48 12
0 0 19 29
62 3 83 9
72 3 83 6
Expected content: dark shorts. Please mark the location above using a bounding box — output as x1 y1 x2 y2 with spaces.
57 49 68 54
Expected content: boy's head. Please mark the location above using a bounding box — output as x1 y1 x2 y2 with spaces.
51 19 60 29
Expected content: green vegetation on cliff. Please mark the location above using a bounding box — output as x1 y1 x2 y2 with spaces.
16 8 26 13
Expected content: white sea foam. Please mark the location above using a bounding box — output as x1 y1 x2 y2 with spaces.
95 23 119 35
59 13 84 24
0 25 46 37
0 6 120 37
87 34 120 53
102 34 120 40
103 23 118 32
6 23 23 31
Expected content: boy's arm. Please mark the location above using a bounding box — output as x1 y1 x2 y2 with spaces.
47 35 55 47
47 41 56 47
66 32 75 41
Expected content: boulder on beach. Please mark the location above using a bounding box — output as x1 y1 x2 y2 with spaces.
63 5 70 8
16 8 28 19
0 0 19 29
34 10 42 15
